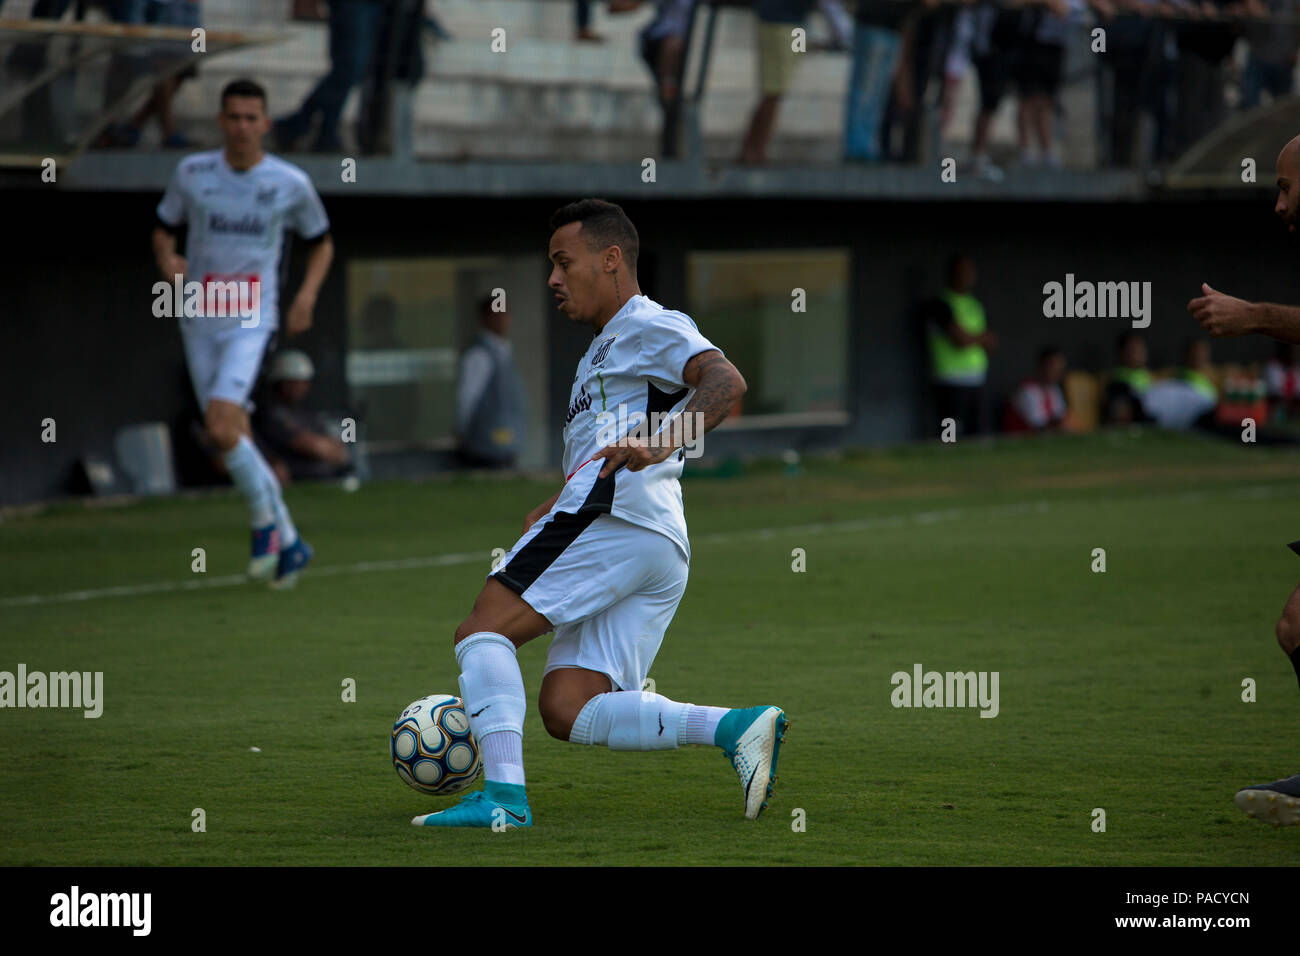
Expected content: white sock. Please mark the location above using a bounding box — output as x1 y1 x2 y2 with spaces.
222 436 275 528
246 439 298 546
456 632 527 786
569 692 728 750
681 703 729 746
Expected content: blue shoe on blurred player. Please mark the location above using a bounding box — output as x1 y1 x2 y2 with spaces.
247 523 279 581
270 537 312 590
413 782 532 829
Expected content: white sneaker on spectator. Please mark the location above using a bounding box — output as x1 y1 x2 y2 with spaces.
972 154 1004 182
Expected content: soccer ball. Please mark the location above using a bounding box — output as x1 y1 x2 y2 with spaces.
390 694 482 796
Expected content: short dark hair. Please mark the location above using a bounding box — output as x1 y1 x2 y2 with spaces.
946 253 972 284
220 79 267 111
478 293 503 319
1115 331 1143 353
549 199 639 274
1038 346 1064 365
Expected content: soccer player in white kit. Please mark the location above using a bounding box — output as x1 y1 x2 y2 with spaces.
414 200 788 829
152 79 334 588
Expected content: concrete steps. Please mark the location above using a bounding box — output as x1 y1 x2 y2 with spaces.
173 0 854 159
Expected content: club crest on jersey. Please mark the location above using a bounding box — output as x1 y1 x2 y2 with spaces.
591 336 616 367
565 385 592 426
255 186 278 205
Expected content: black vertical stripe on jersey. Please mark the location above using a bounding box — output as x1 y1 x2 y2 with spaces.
493 468 617 595
646 381 689 460
646 381 689 420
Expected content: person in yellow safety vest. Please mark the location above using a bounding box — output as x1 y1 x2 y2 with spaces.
1177 338 1219 402
1103 331 1153 424
929 253 997 436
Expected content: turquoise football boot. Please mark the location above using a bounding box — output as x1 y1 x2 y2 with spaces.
715 705 788 820
412 782 532 829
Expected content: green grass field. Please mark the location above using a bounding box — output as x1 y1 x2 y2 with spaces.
4 429 1300 865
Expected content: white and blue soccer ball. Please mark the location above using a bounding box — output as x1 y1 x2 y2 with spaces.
390 694 482 796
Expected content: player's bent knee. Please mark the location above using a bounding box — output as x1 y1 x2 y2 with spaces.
540 704 575 742
204 410 241 451
452 619 474 646
537 684 575 741
1278 615 1299 655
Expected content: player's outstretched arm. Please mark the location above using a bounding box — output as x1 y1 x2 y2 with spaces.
151 226 186 281
1189 281 1300 344
1246 302 1300 345
285 234 334 336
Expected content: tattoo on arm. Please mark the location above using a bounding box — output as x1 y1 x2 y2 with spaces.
681 351 745 433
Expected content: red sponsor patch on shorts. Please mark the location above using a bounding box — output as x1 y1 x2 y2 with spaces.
199 273 260 318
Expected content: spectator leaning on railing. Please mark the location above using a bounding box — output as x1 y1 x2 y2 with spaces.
1014 0 1084 169
946 0 1024 179
844 0 918 162
882 0 942 163
1242 0 1300 107
740 0 816 164
111 0 204 149
575 0 644 43
1169 0 1242 157
273 0 388 153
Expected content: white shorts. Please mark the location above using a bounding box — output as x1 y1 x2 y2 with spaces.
180 323 275 410
491 512 689 692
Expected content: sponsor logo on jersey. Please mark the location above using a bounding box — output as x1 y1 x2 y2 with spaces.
208 212 267 236
565 385 592 426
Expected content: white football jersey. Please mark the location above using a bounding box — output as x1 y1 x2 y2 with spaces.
156 150 330 331
556 294 721 559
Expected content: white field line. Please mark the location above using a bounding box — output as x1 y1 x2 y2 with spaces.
1 482 1292 608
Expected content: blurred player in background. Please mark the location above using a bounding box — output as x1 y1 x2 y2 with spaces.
415 199 787 829
1188 132 1300 824
152 79 334 588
